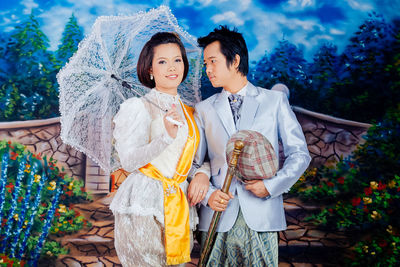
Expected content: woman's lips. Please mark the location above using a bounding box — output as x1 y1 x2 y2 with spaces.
166 74 178 79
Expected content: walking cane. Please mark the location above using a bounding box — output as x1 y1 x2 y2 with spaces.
198 140 244 267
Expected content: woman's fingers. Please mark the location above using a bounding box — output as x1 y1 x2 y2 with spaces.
189 186 207 206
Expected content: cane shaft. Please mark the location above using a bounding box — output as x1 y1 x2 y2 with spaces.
198 140 244 267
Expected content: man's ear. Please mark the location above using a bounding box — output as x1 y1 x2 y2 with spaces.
234 54 241 70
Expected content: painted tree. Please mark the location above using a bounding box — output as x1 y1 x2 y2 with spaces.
0 32 11 85
250 51 271 87
200 68 220 100
334 12 398 122
56 14 83 65
253 39 312 107
308 43 340 113
0 12 59 121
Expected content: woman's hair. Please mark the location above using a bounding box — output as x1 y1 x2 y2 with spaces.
197 25 248 76
137 32 189 88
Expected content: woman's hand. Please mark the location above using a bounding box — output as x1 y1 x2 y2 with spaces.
208 189 234 211
163 104 183 138
188 172 209 206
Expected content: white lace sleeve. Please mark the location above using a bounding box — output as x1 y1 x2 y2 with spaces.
187 161 210 182
113 97 173 172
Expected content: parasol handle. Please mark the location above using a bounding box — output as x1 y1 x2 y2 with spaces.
198 140 245 267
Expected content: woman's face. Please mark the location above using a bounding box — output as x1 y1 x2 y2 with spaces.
150 43 184 94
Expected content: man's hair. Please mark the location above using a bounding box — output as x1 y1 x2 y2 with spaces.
137 32 189 88
198 25 248 76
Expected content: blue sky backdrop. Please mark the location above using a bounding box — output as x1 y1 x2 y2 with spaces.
0 0 399 61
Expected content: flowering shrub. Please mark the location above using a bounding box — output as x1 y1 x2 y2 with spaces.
291 106 400 266
0 254 26 266
0 140 91 265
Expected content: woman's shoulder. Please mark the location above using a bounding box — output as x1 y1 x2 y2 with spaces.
120 96 143 108
118 97 147 113
114 97 148 123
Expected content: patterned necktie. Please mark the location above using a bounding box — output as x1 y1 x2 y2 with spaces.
228 94 243 125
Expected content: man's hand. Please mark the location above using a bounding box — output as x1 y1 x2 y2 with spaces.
244 180 270 198
208 189 234 211
188 172 209 206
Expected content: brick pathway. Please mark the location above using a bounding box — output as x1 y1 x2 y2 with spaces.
55 195 351 266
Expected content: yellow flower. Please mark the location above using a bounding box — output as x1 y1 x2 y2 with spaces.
0 259 3 263
387 225 393 234
310 168 317 176
363 197 372 204
388 180 396 189
68 181 74 190
58 204 67 213
363 245 369 253
47 181 56 191
34 174 41 183
24 164 31 173
46 251 53 256
13 214 19 221
24 220 28 225
370 181 378 190
54 228 59 233
63 221 68 224
370 211 382 220
371 251 375 255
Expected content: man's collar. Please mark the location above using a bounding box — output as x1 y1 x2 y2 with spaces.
224 82 249 97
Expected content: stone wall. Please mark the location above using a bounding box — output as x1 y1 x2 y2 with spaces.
0 107 372 194
0 117 85 178
293 106 371 167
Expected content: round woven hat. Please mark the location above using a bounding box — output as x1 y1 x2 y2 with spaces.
226 130 278 181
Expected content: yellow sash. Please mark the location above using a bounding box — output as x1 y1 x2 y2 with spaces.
139 101 199 265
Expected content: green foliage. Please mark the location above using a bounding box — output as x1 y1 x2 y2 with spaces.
251 13 400 123
330 13 399 123
0 140 91 262
291 106 400 266
0 12 59 121
352 234 400 266
56 14 83 64
0 12 84 122
39 241 68 261
251 40 312 107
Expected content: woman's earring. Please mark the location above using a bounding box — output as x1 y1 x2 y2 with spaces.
150 73 153 80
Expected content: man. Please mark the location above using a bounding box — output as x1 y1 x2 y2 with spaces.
188 26 311 266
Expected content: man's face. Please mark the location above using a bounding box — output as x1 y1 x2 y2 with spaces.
203 41 237 89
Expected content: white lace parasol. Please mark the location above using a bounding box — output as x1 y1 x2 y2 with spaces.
57 6 202 175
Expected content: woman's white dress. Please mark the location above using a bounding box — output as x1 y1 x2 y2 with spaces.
110 89 201 267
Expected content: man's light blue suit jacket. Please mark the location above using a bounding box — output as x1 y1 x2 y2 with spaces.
194 82 311 232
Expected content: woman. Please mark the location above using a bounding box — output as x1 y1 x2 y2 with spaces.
110 32 209 266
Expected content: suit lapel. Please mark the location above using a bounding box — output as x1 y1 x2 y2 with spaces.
213 91 236 135
238 83 260 130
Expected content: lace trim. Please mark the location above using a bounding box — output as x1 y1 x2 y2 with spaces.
110 203 198 229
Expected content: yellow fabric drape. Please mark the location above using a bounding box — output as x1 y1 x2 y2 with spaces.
139 101 199 265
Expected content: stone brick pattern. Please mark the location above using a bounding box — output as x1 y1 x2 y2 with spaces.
0 117 86 181
85 157 110 194
293 106 371 167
